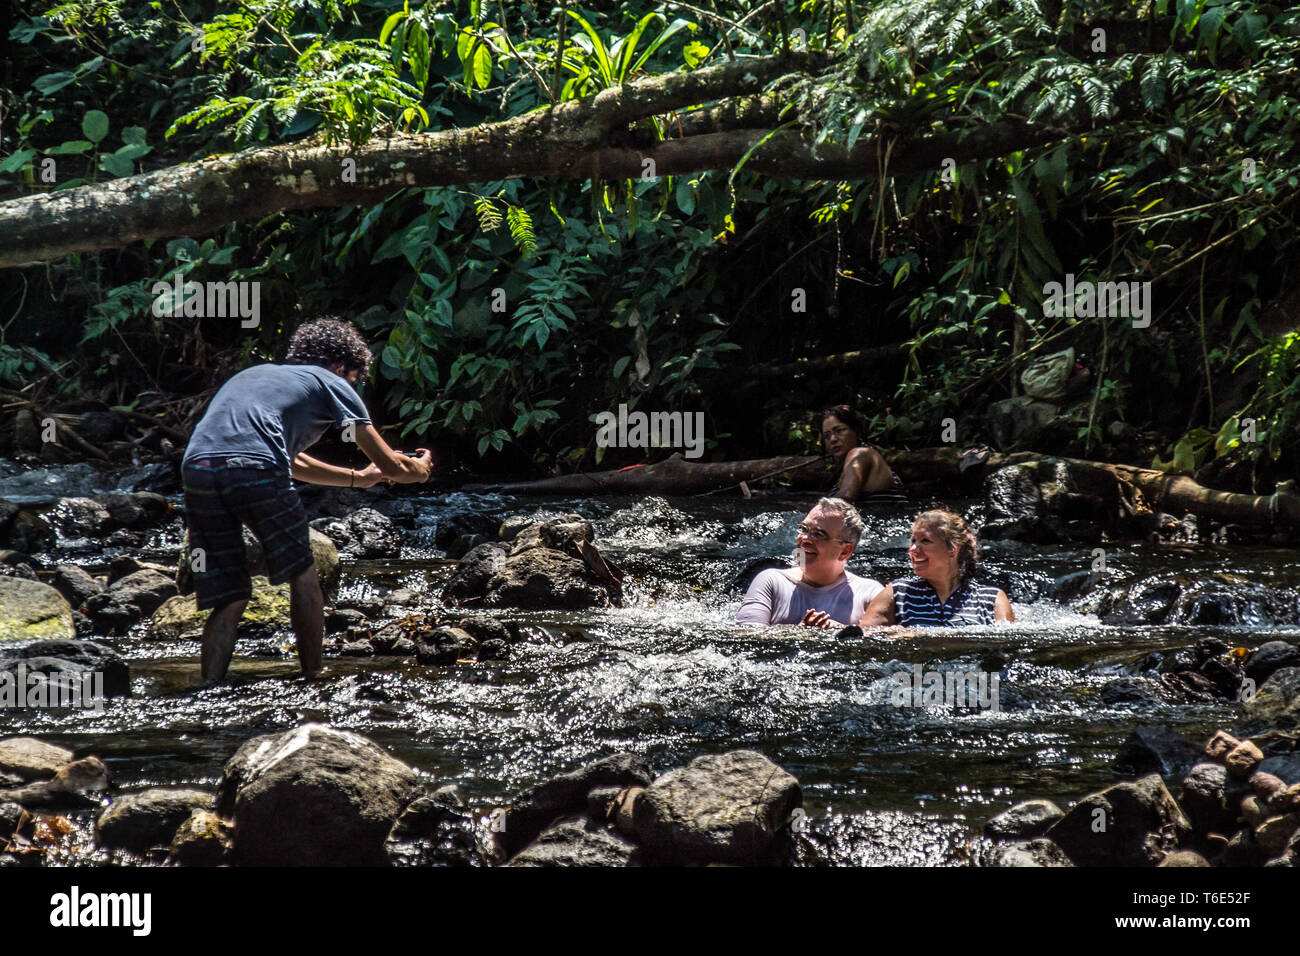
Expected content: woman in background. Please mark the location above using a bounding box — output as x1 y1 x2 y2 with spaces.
860 509 1014 627
820 404 906 501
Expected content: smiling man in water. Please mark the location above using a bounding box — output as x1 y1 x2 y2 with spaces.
182 317 433 684
736 497 883 628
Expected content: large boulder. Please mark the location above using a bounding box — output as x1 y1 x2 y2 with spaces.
176 527 339 595
1045 774 1192 866
1241 667 1300 732
149 577 290 641
217 724 418 866
500 753 653 857
85 569 178 633
96 788 214 852
484 548 613 610
0 578 74 641
981 460 1111 544
0 737 73 784
506 815 641 867
310 508 402 559
1245 641 1300 688
631 750 802 865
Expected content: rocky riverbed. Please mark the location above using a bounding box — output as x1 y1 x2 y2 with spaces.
1 458 1298 866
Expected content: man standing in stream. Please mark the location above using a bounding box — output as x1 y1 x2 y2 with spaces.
182 317 432 684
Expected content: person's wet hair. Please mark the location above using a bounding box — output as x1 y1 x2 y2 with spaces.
913 509 979 581
285 317 372 375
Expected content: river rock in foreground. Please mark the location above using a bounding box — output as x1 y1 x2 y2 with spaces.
217 723 418 866
632 750 801 865
96 788 214 853
0 578 73 641
1046 774 1191 866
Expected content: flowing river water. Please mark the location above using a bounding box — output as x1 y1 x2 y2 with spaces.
4 467 1299 865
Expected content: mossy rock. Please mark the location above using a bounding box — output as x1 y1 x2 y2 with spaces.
149 577 291 641
176 527 339 595
0 578 74 641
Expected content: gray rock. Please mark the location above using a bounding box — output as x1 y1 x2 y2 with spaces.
311 508 402 559
1245 641 1300 687
0 737 73 783
1046 774 1192 866
0 801 21 841
982 837 1074 867
1180 763 1235 837
93 492 168 529
506 815 640 867
217 724 418 866
1101 678 1170 707
52 497 113 537
86 568 178 632
4 639 129 698
1258 754 1300 786
501 753 653 857
1113 726 1203 782
339 641 375 657
440 542 507 606
50 564 104 610
1242 667 1300 731
984 799 1064 840
415 627 476 666
632 750 802 865
484 547 614 610
0 578 74 641
96 788 214 852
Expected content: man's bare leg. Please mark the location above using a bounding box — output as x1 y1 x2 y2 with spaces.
200 599 249 685
288 564 325 678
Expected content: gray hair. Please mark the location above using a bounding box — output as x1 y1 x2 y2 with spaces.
814 497 864 549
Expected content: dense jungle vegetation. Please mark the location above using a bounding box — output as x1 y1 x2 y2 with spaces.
1 0 1298 487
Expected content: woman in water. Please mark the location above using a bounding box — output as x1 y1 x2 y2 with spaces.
820 404 906 501
859 509 1014 626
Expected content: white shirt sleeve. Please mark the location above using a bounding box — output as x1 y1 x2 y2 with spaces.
736 569 781 625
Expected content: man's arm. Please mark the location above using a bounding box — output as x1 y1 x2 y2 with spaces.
735 571 777 625
354 424 432 483
291 453 386 487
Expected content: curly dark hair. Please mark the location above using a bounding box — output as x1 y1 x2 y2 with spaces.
284 317 372 374
913 509 980 581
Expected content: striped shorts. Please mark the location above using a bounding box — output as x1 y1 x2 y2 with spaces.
182 459 313 610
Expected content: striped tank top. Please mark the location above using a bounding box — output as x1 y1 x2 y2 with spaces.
892 576 1001 627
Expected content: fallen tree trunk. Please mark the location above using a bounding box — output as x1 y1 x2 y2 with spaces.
464 453 828 495
469 445 1300 529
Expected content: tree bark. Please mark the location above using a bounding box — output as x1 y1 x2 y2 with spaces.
464 453 828 494
0 49 1073 269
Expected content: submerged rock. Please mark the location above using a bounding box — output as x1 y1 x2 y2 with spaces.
0 639 129 699
0 578 73 641
484 547 614 610
217 724 418 866
631 750 801 865
96 788 214 852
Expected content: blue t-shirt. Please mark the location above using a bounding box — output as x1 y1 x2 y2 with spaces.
891 576 1001 626
182 363 371 473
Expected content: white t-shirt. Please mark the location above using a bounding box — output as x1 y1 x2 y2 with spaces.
735 568 883 626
